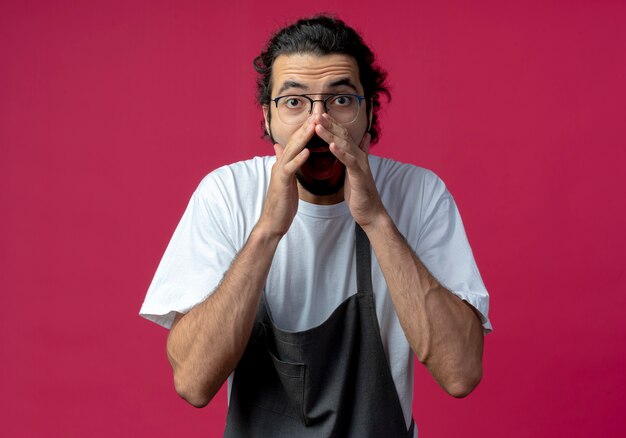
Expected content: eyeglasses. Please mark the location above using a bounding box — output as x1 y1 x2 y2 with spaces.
271 93 365 125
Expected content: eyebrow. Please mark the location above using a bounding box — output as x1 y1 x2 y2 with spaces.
276 81 308 95
328 78 359 92
275 78 360 96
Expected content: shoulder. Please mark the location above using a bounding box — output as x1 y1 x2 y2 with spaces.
369 155 448 202
195 156 275 199
368 155 454 242
187 156 274 237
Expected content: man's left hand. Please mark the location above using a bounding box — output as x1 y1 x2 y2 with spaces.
313 113 388 228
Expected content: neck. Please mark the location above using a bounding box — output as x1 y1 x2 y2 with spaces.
297 184 345 205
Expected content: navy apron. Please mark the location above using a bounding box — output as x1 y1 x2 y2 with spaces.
224 224 415 437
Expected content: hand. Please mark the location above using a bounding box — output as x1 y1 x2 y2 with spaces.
313 114 388 228
257 118 314 238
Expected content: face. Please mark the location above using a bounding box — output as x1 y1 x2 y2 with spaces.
263 53 370 202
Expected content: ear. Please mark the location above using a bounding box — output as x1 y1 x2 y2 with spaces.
262 104 270 135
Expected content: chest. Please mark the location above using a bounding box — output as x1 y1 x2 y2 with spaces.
265 214 359 331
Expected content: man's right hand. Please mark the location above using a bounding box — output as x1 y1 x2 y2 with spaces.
256 118 314 238
166 118 317 408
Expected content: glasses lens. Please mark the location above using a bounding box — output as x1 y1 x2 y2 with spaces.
275 95 361 125
327 95 360 124
276 96 309 125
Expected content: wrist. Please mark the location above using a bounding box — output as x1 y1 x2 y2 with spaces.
360 209 394 236
250 219 285 248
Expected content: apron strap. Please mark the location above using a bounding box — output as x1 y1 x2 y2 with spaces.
355 223 373 294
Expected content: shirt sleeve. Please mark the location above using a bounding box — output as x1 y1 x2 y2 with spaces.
139 175 238 329
416 173 492 333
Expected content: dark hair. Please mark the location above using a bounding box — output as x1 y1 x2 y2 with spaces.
253 15 390 145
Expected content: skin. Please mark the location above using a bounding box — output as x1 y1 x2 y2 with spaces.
263 54 370 204
166 53 484 408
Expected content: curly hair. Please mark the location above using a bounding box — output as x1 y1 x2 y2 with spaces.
253 15 390 145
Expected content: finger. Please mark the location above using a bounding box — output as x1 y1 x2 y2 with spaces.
315 123 351 151
328 140 358 169
329 131 370 170
281 118 315 162
359 132 372 153
316 113 339 131
273 142 307 184
282 148 309 176
274 148 309 185
317 114 351 141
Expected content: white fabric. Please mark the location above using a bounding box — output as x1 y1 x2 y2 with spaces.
140 155 492 432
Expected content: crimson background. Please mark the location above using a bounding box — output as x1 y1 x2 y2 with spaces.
2 0 625 436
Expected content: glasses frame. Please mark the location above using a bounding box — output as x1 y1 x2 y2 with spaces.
271 93 366 125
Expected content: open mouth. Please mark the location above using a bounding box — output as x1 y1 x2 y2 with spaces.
302 135 341 179
305 134 330 153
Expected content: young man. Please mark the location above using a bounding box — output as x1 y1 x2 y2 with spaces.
141 15 491 437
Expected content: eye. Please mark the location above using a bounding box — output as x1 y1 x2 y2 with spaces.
281 96 306 109
331 95 353 106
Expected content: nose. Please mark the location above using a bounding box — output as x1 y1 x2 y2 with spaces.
310 100 327 115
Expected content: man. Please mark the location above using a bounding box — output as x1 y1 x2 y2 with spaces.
140 15 491 437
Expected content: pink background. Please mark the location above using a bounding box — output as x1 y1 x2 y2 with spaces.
2 0 625 436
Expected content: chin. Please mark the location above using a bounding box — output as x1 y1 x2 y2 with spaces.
296 167 345 197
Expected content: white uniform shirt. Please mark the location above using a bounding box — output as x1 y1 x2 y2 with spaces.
140 155 492 433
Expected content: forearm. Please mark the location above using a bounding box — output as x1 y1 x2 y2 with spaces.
362 213 484 398
166 224 281 407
